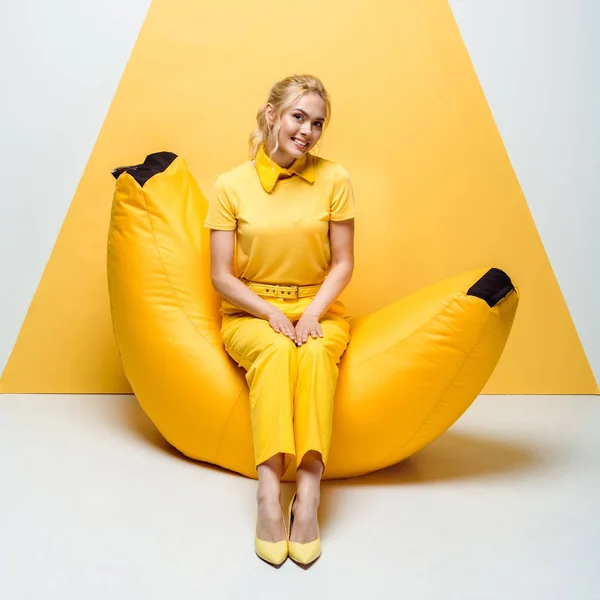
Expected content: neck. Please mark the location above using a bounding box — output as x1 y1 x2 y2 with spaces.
264 143 295 170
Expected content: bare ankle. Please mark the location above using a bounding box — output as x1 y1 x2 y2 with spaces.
256 453 284 505
296 452 323 508
257 488 281 505
298 451 324 477
295 489 320 508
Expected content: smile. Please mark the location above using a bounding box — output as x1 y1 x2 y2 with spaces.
291 137 309 149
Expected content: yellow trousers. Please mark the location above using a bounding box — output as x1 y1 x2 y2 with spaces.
219 289 351 476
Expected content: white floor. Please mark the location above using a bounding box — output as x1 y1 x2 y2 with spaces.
0 394 598 600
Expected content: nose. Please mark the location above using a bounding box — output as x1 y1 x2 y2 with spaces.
299 123 312 137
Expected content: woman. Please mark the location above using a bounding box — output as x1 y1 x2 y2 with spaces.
204 74 355 566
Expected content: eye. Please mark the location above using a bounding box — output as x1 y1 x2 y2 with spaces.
294 114 303 121
315 122 323 128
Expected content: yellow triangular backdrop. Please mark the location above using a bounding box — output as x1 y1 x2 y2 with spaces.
1 0 597 394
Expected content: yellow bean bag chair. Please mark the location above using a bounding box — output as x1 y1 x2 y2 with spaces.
108 152 519 480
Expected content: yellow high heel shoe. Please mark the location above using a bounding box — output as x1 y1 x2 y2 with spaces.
255 508 288 567
287 493 321 566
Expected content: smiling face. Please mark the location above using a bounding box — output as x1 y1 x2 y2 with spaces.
265 92 327 168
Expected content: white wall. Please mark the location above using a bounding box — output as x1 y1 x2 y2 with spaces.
0 0 598 383
449 0 600 380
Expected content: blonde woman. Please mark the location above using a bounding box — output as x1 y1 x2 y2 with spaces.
204 74 355 566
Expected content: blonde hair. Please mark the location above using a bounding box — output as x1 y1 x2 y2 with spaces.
248 74 331 160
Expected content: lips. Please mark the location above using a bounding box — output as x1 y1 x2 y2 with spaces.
291 137 308 149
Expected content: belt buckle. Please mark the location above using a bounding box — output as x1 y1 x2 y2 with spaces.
275 284 299 299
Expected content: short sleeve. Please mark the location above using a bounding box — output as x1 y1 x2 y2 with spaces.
330 165 356 221
204 175 237 230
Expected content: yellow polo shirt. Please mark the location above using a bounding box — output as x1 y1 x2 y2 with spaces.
204 144 356 286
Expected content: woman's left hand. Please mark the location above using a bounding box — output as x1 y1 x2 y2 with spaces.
294 312 323 346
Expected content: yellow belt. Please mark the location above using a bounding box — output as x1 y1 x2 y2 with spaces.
243 280 322 299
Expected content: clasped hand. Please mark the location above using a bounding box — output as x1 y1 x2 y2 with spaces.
267 307 323 346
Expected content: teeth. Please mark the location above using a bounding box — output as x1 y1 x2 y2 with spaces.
292 138 308 147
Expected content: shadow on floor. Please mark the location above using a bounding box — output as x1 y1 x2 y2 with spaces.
110 394 544 531
315 430 544 528
112 393 541 483
109 394 232 477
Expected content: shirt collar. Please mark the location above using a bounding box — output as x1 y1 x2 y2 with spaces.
254 143 315 193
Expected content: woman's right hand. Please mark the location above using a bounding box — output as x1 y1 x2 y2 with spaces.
267 307 297 344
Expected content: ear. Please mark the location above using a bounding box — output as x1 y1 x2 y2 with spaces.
265 103 274 129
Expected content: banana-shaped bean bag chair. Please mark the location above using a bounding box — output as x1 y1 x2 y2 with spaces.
108 152 519 480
